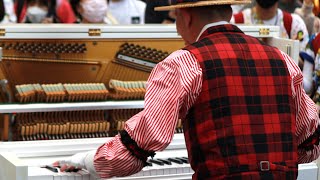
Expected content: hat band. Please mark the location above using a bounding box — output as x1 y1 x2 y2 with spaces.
170 0 199 5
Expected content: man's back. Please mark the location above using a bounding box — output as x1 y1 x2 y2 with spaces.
183 24 298 179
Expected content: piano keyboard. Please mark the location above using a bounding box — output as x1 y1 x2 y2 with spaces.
28 156 193 180
27 148 192 180
0 134 318 180
26 156 319 180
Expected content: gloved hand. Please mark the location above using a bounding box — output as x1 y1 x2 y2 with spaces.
53 150 97 174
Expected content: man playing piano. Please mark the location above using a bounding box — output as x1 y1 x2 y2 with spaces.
55 0 320 179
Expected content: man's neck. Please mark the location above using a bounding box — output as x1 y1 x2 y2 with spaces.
195 21 229 42
254 4 278 20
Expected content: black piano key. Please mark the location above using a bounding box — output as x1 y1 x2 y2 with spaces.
145 161 153 167
181 157 189 163
176 157 189 164
73 169 80 172
42 165 58 173
149 159 164 166
157 158 172 165
167 158 183 164
64 167 80 172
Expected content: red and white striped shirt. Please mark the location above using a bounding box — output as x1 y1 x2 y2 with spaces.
90 23 319 178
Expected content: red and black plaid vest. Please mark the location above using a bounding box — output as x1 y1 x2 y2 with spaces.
183 24 298 179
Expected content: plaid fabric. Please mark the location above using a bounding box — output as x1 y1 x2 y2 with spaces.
183 24 298 179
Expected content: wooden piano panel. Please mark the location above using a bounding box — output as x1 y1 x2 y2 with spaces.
1 39 182 61
1 59 103 94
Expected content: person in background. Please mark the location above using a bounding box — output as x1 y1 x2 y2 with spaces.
54 0 320 179
279 0 302 13
300 33 320 107
70 0 109 24
231 0 312 93
15 0 76 23
107 0 146 24
0 0 5 22
295 0 320 36
295 0 320 96
145 0 175 24
231 1 255 14
232 0 309 51
0 0 17 23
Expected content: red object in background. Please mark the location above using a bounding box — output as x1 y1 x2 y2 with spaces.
312 33 320 54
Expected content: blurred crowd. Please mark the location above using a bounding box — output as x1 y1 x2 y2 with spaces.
0 0 319 106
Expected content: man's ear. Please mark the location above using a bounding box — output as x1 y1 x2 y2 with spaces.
180 8 192 29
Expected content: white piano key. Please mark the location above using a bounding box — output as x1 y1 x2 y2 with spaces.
58 172 70 180
53 174 62 180
163 168 170 175
183 165 191 173
90 174 97 180
156 168 165 176
29 176 54 180
129 171 142 177
77 169 90 180
169 166 177 175
142 166 151 177
176 164 183 174
67 172 75 180
148 163 164 176
71 172 82 180
28 167 54 180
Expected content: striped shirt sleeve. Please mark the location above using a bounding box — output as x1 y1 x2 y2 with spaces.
281 51 320 163
93 50 202 178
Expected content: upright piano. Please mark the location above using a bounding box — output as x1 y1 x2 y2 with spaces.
0 24 316 180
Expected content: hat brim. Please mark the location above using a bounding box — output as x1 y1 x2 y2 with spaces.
155 0 252 11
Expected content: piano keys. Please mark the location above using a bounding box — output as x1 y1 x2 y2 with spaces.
28 156 193 180
0 134 318 180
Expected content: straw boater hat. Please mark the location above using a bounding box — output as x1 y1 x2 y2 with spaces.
155 0 252 11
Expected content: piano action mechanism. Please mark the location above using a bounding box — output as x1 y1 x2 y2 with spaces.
0 24 184 142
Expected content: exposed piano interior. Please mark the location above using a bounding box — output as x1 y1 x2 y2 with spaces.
0 24 314 179
0 25 184 142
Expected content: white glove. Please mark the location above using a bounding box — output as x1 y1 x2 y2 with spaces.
54 150 98 177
